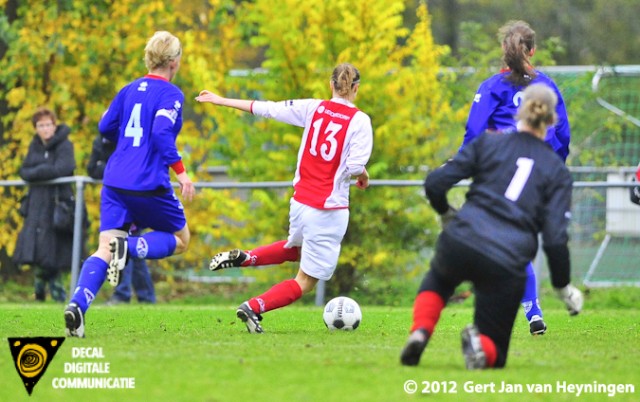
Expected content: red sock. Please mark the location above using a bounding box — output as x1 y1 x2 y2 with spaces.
248 279 303 313
410 291 446 335
479 334 497 367
242 240 300 267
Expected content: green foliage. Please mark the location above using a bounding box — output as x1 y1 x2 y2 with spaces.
550 72 623 166
428 0 640 65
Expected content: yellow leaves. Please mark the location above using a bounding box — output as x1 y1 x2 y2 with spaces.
111 1 130 19
371 250 389 266
5 87 26 108
281 133 301 148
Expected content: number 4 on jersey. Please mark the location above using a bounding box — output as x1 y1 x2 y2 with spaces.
125 103 143 147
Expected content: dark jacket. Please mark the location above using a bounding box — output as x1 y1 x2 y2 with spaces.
87 134 115 180
424 131 573 288
13 124 77 270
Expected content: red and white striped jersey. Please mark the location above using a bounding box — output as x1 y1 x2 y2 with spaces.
251 97 373 209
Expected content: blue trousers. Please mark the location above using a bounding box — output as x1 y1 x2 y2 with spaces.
111 258 156 303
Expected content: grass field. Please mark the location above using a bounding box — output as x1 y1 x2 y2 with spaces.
0 292 639 402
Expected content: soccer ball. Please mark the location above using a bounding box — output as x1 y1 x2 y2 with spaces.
323 296 362 330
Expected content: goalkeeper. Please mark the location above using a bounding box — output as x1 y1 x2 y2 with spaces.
400 84 583 369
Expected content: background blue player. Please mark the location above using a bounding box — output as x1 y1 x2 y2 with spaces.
459 20 571 335
64 31 195 337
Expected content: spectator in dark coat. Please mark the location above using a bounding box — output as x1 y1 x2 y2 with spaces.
13 107 76 302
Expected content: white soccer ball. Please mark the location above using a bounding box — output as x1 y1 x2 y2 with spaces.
323 296 362 330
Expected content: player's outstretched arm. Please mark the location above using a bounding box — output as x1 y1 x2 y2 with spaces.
195 90 253 113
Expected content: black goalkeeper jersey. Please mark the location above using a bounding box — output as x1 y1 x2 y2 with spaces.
424 131 572 282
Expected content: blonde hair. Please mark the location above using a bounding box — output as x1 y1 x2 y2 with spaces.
516 84 557 135
499 20 536 86
331 63 360 99
144 31 182 71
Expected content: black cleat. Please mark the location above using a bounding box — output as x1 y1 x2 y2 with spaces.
210 249 248 271
400 328 430 366
236 301 263 333
64 303 85 338
529 315 547 335
461 324 486 370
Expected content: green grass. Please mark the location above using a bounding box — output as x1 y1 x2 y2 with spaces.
0 299 639 402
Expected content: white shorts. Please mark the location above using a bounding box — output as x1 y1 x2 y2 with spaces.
285 198 349 281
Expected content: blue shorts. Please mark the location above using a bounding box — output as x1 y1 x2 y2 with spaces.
99 186 186 233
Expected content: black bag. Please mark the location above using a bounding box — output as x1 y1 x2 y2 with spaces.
53 187 75 233
18 192 29 217
630 176 640 206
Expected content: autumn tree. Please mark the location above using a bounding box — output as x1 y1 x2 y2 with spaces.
0 0 248 281
195 0 460 300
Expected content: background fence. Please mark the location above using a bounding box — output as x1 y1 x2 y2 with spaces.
2 168 639 305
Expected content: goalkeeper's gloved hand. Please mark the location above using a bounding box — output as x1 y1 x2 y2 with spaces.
440 205 458 227
555 284 584 316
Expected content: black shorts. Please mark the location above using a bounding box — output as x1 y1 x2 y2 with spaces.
419 231 527 367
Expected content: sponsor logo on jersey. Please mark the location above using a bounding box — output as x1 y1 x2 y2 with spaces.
137 82 148 92
319 106 351 121
474 93 481 103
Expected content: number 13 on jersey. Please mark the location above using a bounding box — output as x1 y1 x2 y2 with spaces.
308 117 343 162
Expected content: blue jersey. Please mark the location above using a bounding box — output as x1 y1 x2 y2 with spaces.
460 70 571 161
99 75 184 191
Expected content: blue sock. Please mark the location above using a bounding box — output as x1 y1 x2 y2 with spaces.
521 262 543 321
127 231 176 259
70 256 108 313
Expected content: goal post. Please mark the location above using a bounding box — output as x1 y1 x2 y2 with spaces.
582 171 640 287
